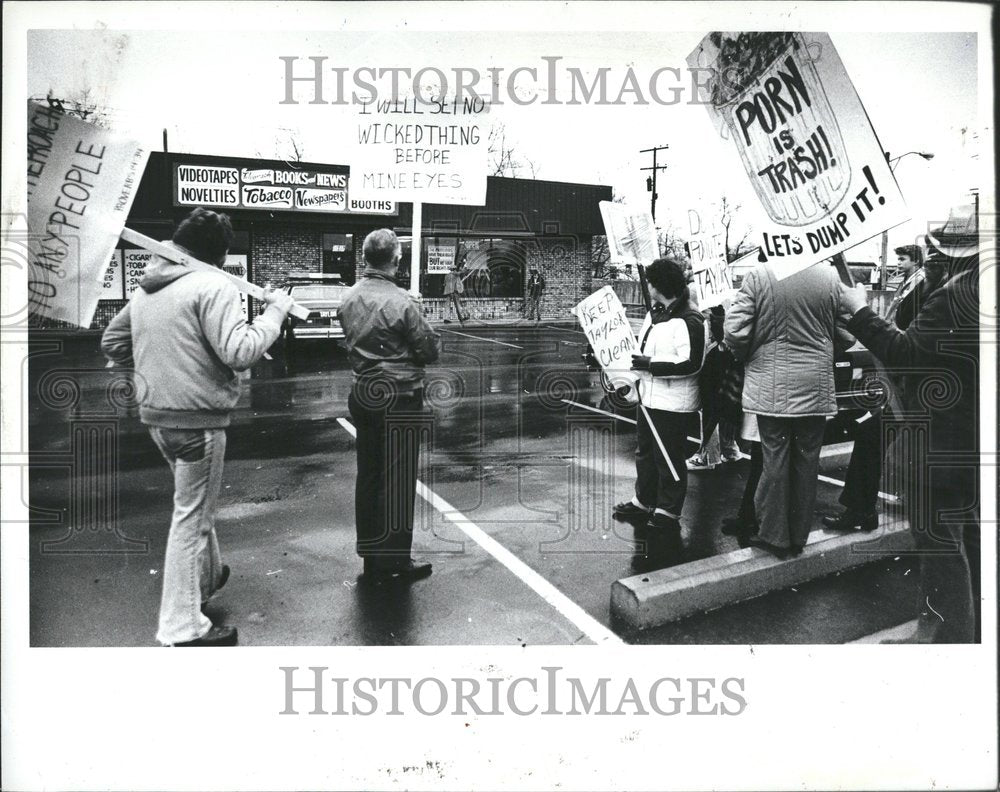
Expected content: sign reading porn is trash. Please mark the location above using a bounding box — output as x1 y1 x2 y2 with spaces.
687 32 907 279
26 100 149 326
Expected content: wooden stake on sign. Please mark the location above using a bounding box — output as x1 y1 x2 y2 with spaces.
411 202 422 297
119 228 311 320
832 252 855 287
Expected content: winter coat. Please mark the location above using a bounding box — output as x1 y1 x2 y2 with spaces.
635 292 707 413
724 261 850 417
847 264 978 457
339 267 441 393
101 245 285 428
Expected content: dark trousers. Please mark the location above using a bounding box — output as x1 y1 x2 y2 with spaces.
634 407 693 517
348 386 426 566
909 467 981 643
755 415 827 549
839 411 882 514
737 441 763 524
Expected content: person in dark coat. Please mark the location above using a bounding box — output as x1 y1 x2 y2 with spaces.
839 233 980 643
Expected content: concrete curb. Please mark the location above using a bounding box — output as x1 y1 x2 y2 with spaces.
611 514 914 631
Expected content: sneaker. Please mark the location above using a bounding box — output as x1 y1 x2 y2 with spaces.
822 510 878 532
613 500 652 520
686 453 716 471
174 625 238 647
721 449 742 463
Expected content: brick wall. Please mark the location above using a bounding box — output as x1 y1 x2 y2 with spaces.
251 227 323 287
526 236 592 321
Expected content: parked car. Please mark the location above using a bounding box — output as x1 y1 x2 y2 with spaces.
273 272 348 355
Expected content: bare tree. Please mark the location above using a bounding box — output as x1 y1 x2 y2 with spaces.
717 195 754 262
488 121 539 178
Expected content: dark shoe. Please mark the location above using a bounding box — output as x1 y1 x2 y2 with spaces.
174 625 238 647
721 516 759 537
823 510 878 532
461 315 471 322
443 319 453 324
631 514 682 572
745 536 796 561
613 500 652 521
361 559 433 585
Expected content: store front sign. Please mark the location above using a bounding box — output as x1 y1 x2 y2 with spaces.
174 162 396 215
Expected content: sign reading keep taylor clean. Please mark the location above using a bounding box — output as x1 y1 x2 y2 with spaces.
349 96 490 205
687 32 907 279
174 162 397 215
26 100 149 326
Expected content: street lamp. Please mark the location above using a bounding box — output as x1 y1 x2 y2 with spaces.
878 150 935 289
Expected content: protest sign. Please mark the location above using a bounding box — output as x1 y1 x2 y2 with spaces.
573 285 639 388
348 95 490 206
687 32 907 279
686 208 737 308
26 100 150 326
599 202 659 269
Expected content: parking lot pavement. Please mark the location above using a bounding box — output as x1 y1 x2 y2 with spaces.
27 327 918 646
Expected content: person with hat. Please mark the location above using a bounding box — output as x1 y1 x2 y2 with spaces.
838 207 980 643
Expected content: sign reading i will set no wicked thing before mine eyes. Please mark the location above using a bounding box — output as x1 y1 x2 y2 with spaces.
348 95 491 206
687 32 907 280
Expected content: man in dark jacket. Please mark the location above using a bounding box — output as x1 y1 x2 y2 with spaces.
339 229 441 584
840 243 980 643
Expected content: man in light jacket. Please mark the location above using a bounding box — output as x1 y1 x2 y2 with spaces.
724 260 850 559
102 208 294 646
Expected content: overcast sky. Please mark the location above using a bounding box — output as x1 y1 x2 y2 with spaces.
24 13 984 260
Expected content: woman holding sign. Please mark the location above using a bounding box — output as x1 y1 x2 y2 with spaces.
613 258 707 573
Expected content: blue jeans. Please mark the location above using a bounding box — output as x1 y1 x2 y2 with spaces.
149 427 227 645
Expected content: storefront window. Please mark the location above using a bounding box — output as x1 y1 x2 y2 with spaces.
420 237 525 298
322 233 355 284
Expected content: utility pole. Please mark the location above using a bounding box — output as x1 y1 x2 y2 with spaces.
640 145 669 221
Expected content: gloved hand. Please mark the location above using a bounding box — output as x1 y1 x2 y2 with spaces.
631 354 651 371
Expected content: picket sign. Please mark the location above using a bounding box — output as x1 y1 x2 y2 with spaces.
119 228 311 320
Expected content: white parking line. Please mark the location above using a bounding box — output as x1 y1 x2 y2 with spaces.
439 328 524 349
542 324 586 336
336 417 623 645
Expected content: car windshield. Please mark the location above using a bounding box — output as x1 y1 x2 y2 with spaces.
288 285 347 300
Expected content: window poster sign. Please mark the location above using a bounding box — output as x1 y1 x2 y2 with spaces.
123 248 154 298
426 241 457 274
174 162 397 215
101 249 124 299
222 254 250 319
687 32 907 279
